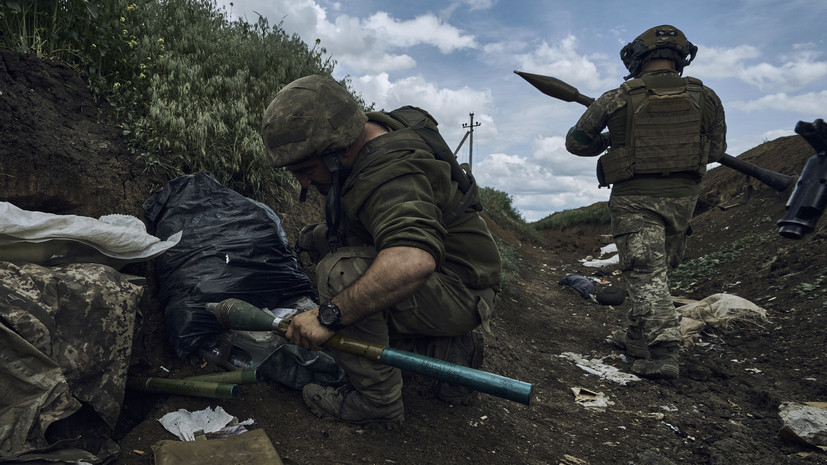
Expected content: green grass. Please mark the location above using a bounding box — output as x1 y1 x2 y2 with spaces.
533 202 610 231
670 232 773 292
1 0 341 208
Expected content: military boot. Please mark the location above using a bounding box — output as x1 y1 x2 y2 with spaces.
611 326 649 358
631 343 679 380
432 329 485 405
302 383 404 428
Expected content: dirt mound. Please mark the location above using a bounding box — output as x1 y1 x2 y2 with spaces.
3 48 827 465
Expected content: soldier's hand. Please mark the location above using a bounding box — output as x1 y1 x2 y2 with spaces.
285 308 334 351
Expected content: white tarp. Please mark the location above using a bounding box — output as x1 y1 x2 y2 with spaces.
0 201 181 266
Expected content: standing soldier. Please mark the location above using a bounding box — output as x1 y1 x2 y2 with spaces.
260 75 501 426
565 25 727 379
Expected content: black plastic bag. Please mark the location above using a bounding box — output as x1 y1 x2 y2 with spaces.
143 172 317 359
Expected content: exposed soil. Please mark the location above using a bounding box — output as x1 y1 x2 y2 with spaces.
2 48 827 465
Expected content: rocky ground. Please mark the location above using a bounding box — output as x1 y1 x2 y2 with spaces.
2 48 826 464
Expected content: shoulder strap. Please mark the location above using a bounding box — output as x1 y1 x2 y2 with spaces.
621 78 648 147
683 76 703 107
382 106 483 226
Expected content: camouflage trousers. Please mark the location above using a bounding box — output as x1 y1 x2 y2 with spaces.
314 245 496 405
610 194 697 346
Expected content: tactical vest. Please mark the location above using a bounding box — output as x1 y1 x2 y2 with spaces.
598 75 709 186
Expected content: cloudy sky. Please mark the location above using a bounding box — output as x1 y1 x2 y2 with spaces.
219 0 827 221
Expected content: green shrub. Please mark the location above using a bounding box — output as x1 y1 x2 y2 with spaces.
1 0 343 209
670 232 772 292
479 187 542 242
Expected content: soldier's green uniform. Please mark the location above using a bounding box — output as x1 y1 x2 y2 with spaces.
314 110 501 405
566 25 727 379
261 74 501 424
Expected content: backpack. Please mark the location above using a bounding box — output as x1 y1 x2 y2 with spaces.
598 76 709 186
376 105 483 226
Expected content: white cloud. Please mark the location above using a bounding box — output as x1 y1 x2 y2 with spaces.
362 12 477 53
225 0 477 75
513 36 618 92
693 45 827 92
531 136 596 176
462 0 496 11
472 152 608 221
730 90 827 114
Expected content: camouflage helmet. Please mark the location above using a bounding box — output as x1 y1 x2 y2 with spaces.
261 75 367 168
620 25 698 80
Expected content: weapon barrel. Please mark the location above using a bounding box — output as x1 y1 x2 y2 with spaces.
184 369 261 384
381 347 533 405
126 376 239 399
718 153 796 192
209 298 534 405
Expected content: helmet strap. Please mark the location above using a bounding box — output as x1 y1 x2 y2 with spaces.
322 153 343 252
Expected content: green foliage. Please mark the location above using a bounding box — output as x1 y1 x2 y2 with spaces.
793 267 827 299
533 202 610 231
477 186 542 286
670 232 773 292
1 0 340 208
494 237 520 287
479 187 542 242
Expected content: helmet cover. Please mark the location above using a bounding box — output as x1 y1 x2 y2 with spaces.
620 25 698 79
261 75 367 168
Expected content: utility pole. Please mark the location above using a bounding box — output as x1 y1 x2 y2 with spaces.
462 113 481 173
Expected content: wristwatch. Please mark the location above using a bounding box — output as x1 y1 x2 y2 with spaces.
317 301 344 330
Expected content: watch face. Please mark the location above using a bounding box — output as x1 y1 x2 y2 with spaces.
319 304 335 324
318 302 341 327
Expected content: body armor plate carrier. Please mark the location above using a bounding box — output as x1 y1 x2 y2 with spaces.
599 76 709 186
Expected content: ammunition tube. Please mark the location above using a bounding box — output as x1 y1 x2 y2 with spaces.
184 369 261 384
126 376 239 399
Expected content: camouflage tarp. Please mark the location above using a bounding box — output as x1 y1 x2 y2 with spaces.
0 261 143 464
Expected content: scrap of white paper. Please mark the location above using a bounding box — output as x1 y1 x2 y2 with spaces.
159 406 254 441
559 352 641 385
